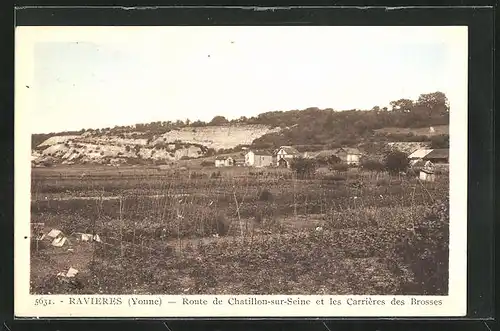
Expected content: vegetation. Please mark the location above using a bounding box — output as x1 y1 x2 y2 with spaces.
33 92 449 154
384 151 410 174
290 157 317 179
30 165 449 296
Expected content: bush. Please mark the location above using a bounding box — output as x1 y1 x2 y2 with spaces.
389 199 449 294
384 151 409 175
290 157 317 179
201 160 213 167
361 158 385 172
330 163 349 172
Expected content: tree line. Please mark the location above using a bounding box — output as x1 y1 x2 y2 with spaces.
32 91 449 150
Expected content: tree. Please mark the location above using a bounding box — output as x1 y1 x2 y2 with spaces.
430 134 449 149
209 115 229 126
191 120 206 127
371 106 381 112
360 158 385 172
390 99 414 113
317 155 341 167
416 91 449 114
290 157 317 179
384 151 409 174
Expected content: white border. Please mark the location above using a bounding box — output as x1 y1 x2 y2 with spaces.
14 26 468 318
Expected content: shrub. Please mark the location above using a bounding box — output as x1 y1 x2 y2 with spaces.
384 151 409 175
389 199 449 295
290 157 316 179
361 158 385 172
330 163 349 172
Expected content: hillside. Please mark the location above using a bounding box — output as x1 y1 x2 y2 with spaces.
31 125 280 167
31 91 450 167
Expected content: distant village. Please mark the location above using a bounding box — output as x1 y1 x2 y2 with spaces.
214 144 449 182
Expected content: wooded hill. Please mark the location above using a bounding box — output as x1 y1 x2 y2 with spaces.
32 91 450 152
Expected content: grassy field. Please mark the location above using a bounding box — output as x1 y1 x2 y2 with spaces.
30 165 449 295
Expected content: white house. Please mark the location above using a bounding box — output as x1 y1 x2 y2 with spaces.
245 150 273 167
276 146 301 167
215 156 234 167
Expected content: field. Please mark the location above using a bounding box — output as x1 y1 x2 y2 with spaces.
30 165 449 295
374 125 449 136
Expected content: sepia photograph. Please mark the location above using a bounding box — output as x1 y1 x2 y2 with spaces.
15 25 468 317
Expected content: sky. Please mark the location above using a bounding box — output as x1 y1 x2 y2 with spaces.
17 26 467 134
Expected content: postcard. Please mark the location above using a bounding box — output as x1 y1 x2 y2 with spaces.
15 25 467 318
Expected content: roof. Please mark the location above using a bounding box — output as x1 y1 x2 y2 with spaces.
248 150 273 156
343 147 362 155
334 147 362 155
420 168 435 174
307 150 338 158
408 149 433 159
386 141 432 154
278 146 301 155
423 149 449 160
215 156 233 160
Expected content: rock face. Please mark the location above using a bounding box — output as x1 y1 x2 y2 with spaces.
32 124 279 166
151 125 280 151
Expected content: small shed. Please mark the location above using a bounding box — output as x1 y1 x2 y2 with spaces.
419 168 436 182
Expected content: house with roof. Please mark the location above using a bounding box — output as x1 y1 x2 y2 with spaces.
276 146 301 168
422 149 449 164
245 150 273 167
214 156 234 167
408 149 433 165
333 147 362 165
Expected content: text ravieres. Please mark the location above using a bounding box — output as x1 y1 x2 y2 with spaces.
69 297 122 305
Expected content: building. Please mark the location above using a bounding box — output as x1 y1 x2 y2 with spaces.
215 156 234 167
419 168 436 182
245 150 273 167
233 158 245 167
386 141 431 154
276 146 301 167
408 149 433 165
333 147 362 165
422 149 449 164
303 150 337 159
